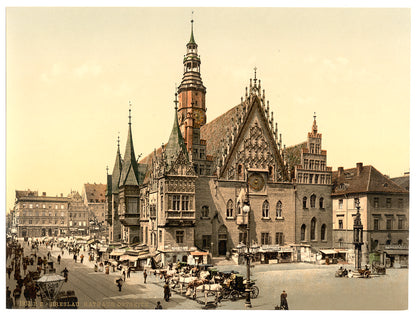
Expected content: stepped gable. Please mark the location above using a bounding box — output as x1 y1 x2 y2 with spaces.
332 164 409 195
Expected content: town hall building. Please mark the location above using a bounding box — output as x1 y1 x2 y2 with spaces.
105 20 334 263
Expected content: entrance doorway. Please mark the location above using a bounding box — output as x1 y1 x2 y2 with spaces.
218 240 227 256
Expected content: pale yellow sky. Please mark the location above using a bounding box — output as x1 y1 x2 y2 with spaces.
6 7 410 212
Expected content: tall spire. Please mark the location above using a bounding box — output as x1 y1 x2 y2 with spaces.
165 92 189 169
119 103 141 187
111 135 123 194
189 15 196 44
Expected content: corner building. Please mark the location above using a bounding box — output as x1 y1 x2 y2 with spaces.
105 21 334 263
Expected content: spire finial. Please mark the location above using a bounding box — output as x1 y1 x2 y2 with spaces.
128 101 132 125
106 165 109 175
117 132 120 149
254 66 257 85
174 85 178 111
314 111 316 121
189 12 196 44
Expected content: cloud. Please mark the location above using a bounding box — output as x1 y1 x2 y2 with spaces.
40 61 103 83
73 62 102 78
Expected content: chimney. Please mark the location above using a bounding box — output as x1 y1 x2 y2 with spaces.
356 162 363 176
338 167 344 177
42 192 46 196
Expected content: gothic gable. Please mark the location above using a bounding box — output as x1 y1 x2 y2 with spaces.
167 150 197 177
219 96 287 181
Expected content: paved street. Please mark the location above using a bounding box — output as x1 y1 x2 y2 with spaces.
7 240 408 310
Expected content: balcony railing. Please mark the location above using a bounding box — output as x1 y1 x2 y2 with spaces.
166 210 195 219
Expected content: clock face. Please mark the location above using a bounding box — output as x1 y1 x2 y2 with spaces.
193 109 205 127
248 173 265 192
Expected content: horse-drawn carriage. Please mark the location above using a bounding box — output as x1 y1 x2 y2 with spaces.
372 263 386 275
220 274 259 301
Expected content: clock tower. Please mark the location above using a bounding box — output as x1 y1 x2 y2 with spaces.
177 19 207 156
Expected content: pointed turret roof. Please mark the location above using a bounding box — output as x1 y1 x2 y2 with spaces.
164 94 189 169
188 19 196 44
119 106 141 187
110 136 123 194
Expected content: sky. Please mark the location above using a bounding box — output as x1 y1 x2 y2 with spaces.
5 5 411 213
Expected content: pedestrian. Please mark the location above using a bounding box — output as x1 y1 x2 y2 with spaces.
280 290 288 310
23 285 30 308
73 254 77 263
122 270 126 281
143 269 148 284
116 278 123 292
7 266 12 279
13 285 21 307
57 254 61 265
127 267 131 278
80 254 84 264
155 301 163 309
163 282 171 302
6 287 13 309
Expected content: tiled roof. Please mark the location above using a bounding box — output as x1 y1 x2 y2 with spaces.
200 105 239 156
390 175 409 191
332 165 409 196
284 142 307 171
84 183 107 203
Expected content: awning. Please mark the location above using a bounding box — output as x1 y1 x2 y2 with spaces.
320 249 338 255
110 250 126 256
190 251 209 256
137 252 156 260
119 255 138 262
99 247 108 253
384 249 408 255
279 249 293 253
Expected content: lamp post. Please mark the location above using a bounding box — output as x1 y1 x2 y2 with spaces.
353 198 364 271
237 181 260 308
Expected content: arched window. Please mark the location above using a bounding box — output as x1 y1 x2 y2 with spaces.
310 218 316 240
398 239 403 245
319 197 324 209
226 200 233 218
276 201 282 218
262 201 270 218
386 240 391 245
310 194 316 208
321 224 327 241
301 224 306 241
303 197 307 209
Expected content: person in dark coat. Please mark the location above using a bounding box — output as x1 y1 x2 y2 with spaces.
163 282 171 302
116 278 123 292
155 301 162 309
143 269 148 284
6 287 13 309
280 290 288 310
13 286 21 307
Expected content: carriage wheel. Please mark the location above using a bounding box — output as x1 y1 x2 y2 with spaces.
221 289 230 299
230 290 239 301
250 286 259 299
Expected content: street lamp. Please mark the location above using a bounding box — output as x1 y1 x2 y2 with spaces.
353 198 364 271
236 187 260 308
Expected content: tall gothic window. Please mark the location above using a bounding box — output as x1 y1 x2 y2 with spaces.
262 201 270 218
182 195 189 211
310 218 316 240
276 201 282 218
310 195 316 208
226 200 233 218
303 197 307 209
301 224 306 241
319 197 324 209
321 224 327 241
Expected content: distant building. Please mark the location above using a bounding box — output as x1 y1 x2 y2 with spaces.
14 190 69 237
332 163 409 267
68 191 90 236
390 172 409 191
82 183 107 230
